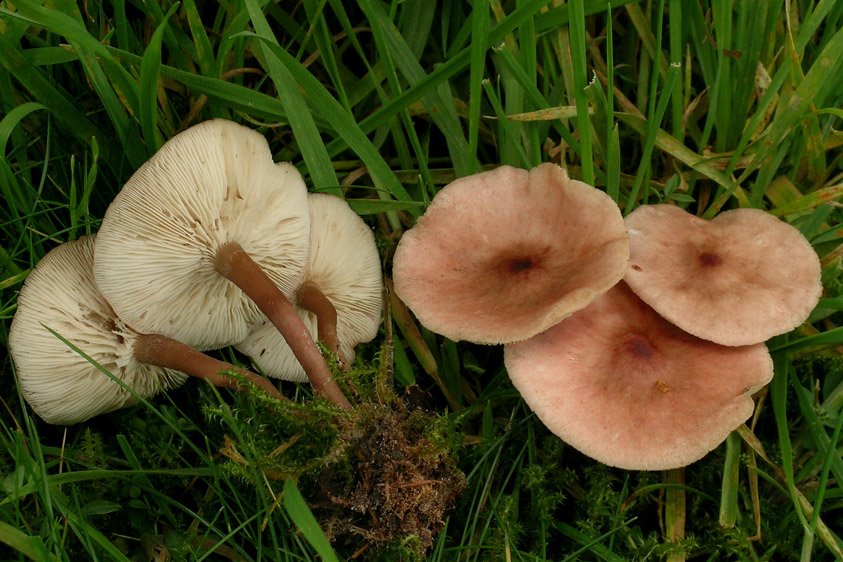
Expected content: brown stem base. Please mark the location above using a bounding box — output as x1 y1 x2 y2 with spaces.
213 242 352 410
134 333 286 400
296 281 351 372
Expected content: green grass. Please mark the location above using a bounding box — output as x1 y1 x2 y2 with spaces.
1 0 843 560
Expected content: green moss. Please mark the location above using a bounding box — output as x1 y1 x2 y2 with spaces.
206 357 466 558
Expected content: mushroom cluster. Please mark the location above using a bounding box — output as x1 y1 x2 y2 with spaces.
10 119 383 423
392 164 822 470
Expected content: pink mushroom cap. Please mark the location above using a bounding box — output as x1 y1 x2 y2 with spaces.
504 282 774 471
624 205 822 346
392 163 629 344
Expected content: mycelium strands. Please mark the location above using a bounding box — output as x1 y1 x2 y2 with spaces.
505 282 773 471
94 120 350 409
393 163 629 344
9 236 187 425
237 193 383 380
624 205 822 346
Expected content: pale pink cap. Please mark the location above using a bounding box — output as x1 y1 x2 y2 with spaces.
625 205 822 346
505 282 773 471
392 163 629 344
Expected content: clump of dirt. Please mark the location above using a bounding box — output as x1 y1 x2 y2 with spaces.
309 389 466 555
216 385 465 559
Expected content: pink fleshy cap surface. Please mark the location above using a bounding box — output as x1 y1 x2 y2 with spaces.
625 205 822 346
392 163 629 344
505 282 773 471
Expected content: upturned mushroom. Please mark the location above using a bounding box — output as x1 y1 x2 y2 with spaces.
9 235 284 425
392 163 629 344
624 204 822 346
504 282 774 471
93 120 350 408
236 193 383 380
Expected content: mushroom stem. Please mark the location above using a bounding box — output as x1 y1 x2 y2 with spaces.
133 333 286 400
214 242 352 410
296 281 351 372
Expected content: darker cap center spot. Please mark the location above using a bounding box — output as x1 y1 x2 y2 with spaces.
507 257 536 273
698 252 723 267
624 335 654 359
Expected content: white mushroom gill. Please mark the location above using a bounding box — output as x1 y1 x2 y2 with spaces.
9 235 186 425
237 193 383 380
236 309 318 382
95 120 350 409
94 120 310 351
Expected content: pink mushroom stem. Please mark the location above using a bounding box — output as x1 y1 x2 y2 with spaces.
296 281 351 372
213 242 352 410
133 333 286 400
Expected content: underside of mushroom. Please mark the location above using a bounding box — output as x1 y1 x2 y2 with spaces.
237 193 383 383
9 235 285 425
93 120 351 409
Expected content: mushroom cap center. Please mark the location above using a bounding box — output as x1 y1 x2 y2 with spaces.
698 252 723 267
495 247 548 276
622 335 655 359
504 281 775 470
506 257 537 273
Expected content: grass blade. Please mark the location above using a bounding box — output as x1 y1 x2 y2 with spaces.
0 35 104 156
245 36 417 211
665 468 686 562
0 519 56 562
718 431 740 528
283 478 340 562
139 5 178 155
244 0 339 192
568 0 593 185
345 199 422 215
360 0 473 176
623 63 681 213
483 79 531 168
770 350 809 531
0 102 46 152
708 24 843 217
770 183 843 217
616 112 731 188
181 0 217 77
468 0 491 174
322 0 553 157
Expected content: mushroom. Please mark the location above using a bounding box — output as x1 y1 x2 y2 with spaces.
392 163 629 344
236 193 383 380
9 235 284 425
93 120 350 408
504 281 774 471
624 204 822 346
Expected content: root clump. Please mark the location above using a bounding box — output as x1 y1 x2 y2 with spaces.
215 381 465 559
311 389 466 556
